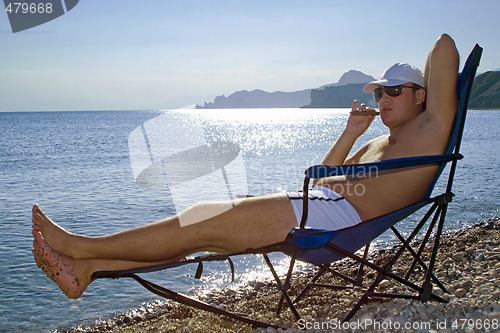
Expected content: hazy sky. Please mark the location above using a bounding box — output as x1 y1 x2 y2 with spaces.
1 0 499 111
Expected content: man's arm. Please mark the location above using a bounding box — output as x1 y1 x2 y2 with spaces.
424 34 460 125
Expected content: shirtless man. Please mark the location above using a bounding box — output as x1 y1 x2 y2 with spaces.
32 34 459 299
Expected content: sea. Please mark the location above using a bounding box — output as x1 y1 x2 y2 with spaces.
0 109 498 332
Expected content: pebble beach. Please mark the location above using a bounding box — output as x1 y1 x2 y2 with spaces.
65 217 500 333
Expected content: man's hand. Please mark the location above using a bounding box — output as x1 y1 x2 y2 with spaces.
319 99 377 166
345 100 377 138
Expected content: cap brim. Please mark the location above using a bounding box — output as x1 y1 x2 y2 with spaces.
363 79 410 93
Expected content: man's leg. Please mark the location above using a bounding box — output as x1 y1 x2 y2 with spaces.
32 193 297 299
32 193 297 263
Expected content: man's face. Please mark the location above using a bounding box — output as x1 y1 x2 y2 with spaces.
377 84 423 129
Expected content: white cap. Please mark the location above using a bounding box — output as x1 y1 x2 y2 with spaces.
363 63 425 93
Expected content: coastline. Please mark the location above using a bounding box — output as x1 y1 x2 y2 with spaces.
65 218 499 332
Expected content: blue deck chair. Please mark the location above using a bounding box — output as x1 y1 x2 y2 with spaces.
92 44 482 328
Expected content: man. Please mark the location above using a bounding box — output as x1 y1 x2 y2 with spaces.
32 34 459 299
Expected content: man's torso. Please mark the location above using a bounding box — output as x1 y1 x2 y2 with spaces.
317 111 453 220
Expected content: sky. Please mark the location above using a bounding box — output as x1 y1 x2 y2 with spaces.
0 0 499 112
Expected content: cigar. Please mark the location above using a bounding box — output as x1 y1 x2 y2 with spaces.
350 110 380 116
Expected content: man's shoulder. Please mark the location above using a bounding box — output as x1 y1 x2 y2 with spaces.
368 134 390 145
363 135 390 153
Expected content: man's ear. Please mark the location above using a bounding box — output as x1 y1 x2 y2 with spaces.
416 88 426 105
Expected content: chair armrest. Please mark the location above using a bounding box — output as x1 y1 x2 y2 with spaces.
304 153 463 179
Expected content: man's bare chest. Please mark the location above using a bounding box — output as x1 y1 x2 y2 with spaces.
361 134 416 162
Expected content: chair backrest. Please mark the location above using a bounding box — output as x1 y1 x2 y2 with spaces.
425 44 483 198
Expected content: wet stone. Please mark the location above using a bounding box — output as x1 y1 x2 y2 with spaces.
455 288 467 298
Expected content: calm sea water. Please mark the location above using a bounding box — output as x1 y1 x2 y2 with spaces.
0 109 498 332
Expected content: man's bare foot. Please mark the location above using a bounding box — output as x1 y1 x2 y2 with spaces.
32 204 84 259
32 229 89 299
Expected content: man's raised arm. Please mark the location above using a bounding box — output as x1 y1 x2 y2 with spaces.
424 34 460 125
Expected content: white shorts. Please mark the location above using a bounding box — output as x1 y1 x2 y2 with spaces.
286 186 361 230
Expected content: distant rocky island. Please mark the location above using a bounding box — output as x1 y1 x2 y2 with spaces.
196 70 500 110
198 88 312 109
196 70 374 109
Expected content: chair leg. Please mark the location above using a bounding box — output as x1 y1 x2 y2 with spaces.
401 207 440 279
292 243 369 308
392 223 449 294
292 265 328 304
262 253 301 320
421 202 448 301
393 206 448 292
394 200 451 298
276 251 298 315
343 269 386 322
355 244 370 286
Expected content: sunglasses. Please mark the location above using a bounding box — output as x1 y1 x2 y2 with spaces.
373 85 421 102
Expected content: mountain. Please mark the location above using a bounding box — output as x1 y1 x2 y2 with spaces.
197 88 311 109
317 70 375 89
196 70 375 109
469 71 500 109
305 83 376 108
304 70 376 108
